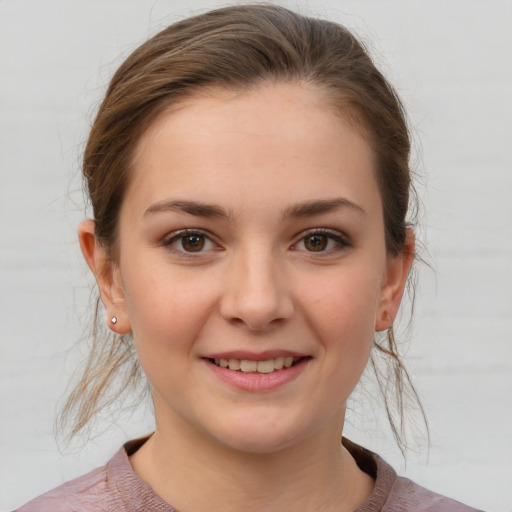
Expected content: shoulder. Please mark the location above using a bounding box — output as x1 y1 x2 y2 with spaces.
15 457 125 512
384 476 484 511
342 438 483 512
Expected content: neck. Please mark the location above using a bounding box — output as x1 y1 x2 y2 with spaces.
130 411 373 512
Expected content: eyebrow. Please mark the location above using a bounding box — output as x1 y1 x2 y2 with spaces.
144 199 230 219
282 198 367 220
143 197 366 220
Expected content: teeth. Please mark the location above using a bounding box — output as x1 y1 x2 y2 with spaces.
256 360 275 373
228 358 241 370
240 360 257 372
212 356 302 373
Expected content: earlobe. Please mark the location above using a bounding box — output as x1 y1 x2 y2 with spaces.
78 220 131 334
375 228 415 332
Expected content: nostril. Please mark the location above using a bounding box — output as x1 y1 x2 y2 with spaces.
219 267 294 329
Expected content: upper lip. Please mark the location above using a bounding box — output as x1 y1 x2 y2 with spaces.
202 350 310 361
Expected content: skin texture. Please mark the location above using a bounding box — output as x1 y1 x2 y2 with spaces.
79 83 413 512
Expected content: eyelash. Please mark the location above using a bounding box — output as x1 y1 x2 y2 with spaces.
292 228 351 254
162 229 218 255
161 228 350 256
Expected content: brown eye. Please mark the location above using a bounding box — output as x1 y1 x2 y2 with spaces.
164 229 217 255
293 229 349 254
304 234 328 251
181 234 205 252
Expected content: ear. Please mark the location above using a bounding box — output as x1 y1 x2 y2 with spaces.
78 219 131 334
375 228 415 332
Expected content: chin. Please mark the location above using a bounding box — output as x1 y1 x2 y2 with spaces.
216 430 299 455
205 411 316 455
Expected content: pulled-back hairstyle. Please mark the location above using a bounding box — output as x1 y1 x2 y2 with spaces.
60 4 425 454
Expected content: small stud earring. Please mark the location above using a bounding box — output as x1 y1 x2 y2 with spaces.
385 312 391 322
111 316 118 325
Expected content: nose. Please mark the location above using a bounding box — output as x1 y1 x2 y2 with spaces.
219 246 294 331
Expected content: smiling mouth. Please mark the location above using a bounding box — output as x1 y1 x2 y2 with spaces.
208 356 308 374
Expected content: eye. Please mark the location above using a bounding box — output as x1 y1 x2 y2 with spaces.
293 229 349 253
303 234 330 252
163 229 216 253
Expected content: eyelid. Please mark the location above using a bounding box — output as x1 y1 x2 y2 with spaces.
160 227 350 255
292 227 351 252
161 228 220 254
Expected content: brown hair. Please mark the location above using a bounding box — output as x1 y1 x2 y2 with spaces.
60 4 426 453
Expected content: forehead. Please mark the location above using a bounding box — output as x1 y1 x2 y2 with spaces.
124 83 381 219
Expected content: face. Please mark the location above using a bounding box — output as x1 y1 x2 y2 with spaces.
86 83 410 454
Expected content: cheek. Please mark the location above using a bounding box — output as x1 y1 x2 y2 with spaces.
301 266 381 380
120 257 220 365
123 279 218 405
304 264 382 336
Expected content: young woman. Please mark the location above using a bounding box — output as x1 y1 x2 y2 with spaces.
16 5 482 511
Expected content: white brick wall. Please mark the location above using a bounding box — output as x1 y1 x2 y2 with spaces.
1 1 510 510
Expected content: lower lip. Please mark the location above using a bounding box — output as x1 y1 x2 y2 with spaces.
204 358 310 392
